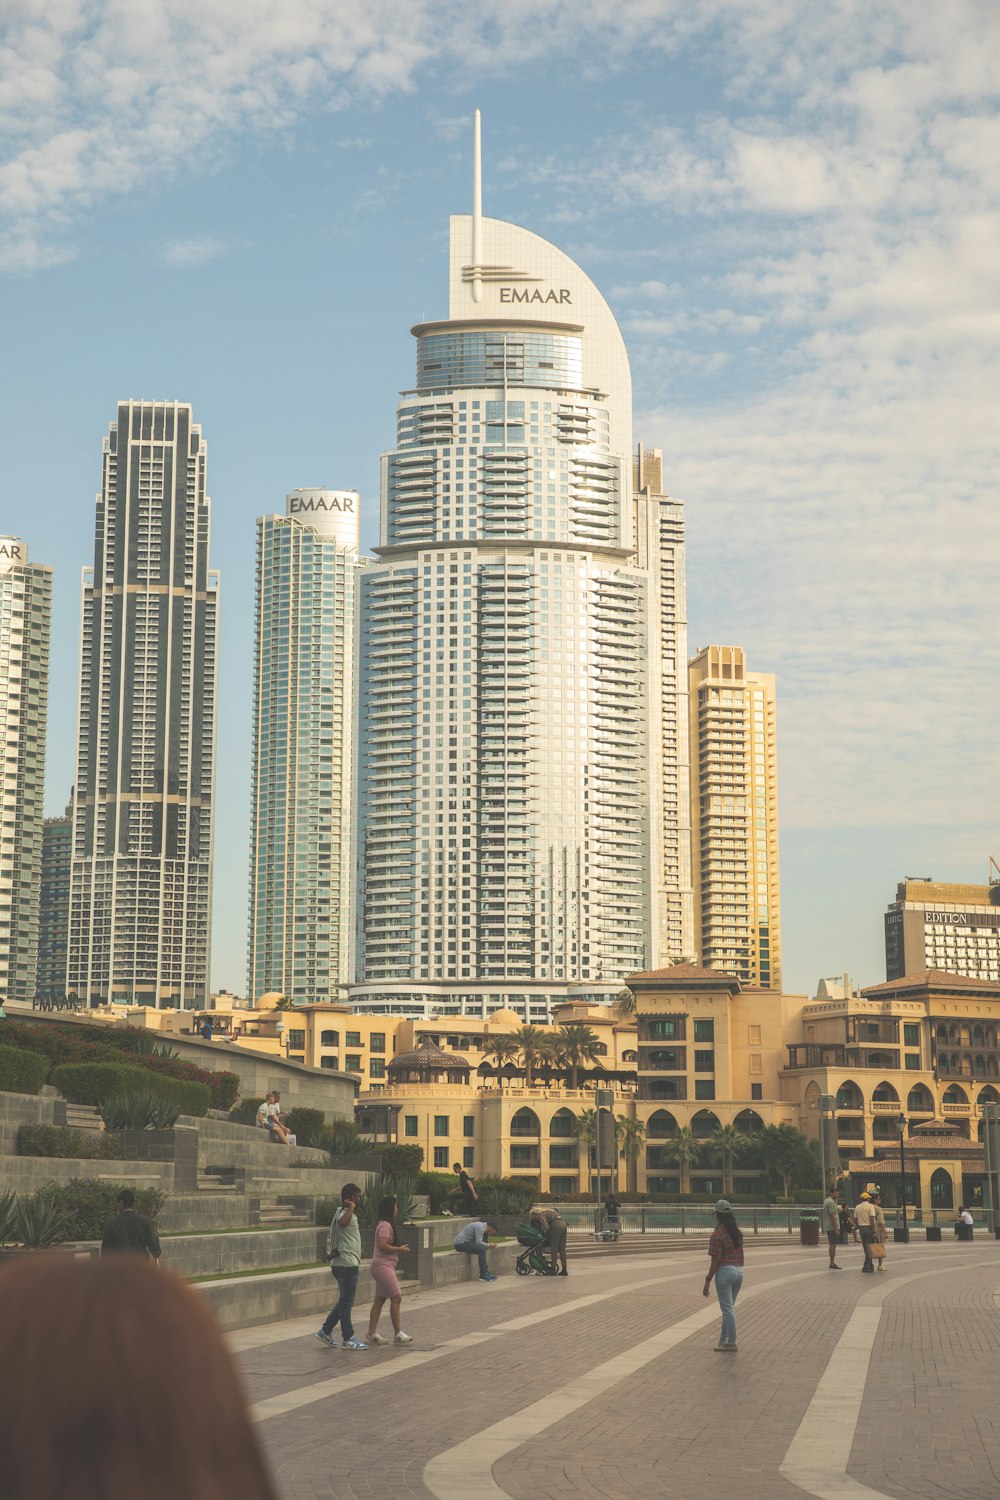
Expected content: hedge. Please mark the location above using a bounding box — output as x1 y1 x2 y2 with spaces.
44 1178 165 1241
416 1170 457 1214
18 1124 137 1160
0 1043 47 1095
284 1107 325 1146
379 1143 424 1175
51 1063 210 1117
230 1095 265 1127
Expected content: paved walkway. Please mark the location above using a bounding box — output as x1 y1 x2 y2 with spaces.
231 1239 1000 1500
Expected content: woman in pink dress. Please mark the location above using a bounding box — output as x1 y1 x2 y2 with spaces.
365 1194 413 1345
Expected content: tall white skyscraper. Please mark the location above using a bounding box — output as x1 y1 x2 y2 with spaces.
68 402 219 1008
248 490 369 1004
354 116 688 1020
0 537 52 1003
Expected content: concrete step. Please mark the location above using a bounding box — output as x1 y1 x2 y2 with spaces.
63 1103 103 1133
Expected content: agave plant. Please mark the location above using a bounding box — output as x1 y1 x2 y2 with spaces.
358 1172 419 1232
14 1187 73 1249
99 1086 180 1131
0 1187 17 1246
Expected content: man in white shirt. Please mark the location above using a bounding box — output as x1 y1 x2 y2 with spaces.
454 1219 498 1281
854 1192 876 1272
956 1205 974 1240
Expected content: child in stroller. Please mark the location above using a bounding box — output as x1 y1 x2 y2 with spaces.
515 1223 558 1275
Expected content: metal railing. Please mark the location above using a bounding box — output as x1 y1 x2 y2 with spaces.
555 1204 995 1236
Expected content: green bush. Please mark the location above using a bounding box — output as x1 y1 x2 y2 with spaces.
284 1107 325 1146
45 1179 165 1242
14 1186 74 1248
0 1043 47 1094
475 1176 537 1219
52 1063 209 1118
416 1170 458 1214
230 1095 265 1126
17 1124 135 1160
319 1121 377 1161
379 1143 423 1176
98 1086 181 1131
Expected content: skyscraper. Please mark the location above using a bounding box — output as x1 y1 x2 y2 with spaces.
68 402 219 1008
633 446 694 966
0 537 52 1003
37 795 73 1000
688 645 781 990
248 490 369 1005
885 876 1000 982
354 115 683 1020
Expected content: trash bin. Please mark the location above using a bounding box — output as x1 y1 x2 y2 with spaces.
799 1215 820 1246
925 1225 942 1241
957 1222 973 1242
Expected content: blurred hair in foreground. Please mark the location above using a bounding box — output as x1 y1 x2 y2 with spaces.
0 1253 277 1500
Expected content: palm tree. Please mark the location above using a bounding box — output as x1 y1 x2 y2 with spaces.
538 1031 568 1074
614 987 636 1019
273 996 295 1012
573 1107 599 1198
615 1114 646 1194
663 1125 702 1194
512 1024 548 1088
710 1124 750 1196
557 1023 602 1089
484 1033 518 1092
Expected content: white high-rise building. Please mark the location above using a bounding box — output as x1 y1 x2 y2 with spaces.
248 490 370 1005
353 116 689 1021
0 538 52 1003
68 402 219 1008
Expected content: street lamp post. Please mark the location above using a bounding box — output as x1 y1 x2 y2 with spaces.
897 1112 909 1243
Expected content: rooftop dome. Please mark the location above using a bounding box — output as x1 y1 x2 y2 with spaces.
487 1008 522 1028
388 1040 471 1073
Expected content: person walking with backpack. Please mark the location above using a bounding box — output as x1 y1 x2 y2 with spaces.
315 1184 367 1350
704 1200 744 1352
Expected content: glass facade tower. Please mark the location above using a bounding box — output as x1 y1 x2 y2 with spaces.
354 157 685 1020
248 491 369 1004
68 402 219 1008
0 538 52 1003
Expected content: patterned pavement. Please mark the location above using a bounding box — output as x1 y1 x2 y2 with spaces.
231 1239 1000 1499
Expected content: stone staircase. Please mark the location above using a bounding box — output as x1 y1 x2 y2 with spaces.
63 1103 103 1133
197 1165 238 1192
257 1195 314 1227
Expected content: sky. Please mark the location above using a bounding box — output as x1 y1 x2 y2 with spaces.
2 0 998 998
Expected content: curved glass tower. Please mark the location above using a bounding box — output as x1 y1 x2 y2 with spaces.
355 120 681 1019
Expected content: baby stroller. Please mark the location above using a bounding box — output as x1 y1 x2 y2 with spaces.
595 1209 620 1243
515 1223 558 1276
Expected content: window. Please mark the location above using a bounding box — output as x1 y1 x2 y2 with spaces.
648 1048 683 1070
434 1115 449 1137
905 1054 921 1070
346 1031 361 1047
320 1030 339 1047
549 1145 577 1167
463 1116 475 1137
320 1057 338 1069
370 1032 386 1053
288 1030 305 1050
694 1051 715 1073
434 1147 449 1168
509 1145 536 1167
345 1056 362 1072
903 1023 920 1046
693 1019 714 1043
749 1053 762 1074
404 1115 418 1137
748 1025 761 1046
751 1083 763 1100
695 1080 716 1100
463 1147 474 1167
647 1019 679 1040
370 1058 385 1078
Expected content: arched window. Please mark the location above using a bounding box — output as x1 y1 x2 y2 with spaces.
974 1054 987 1077
989 1057 999 1079
647 1109 678 1138
733 1109 765 1135
907 1084 933 1112
961 1055 973 1078
935 1024 948 1043
930 1167 954 1209
943 1084 968 1104
872 1081 899 1103
973 1025 985 1047
320 1030 339 1047
959 1025 971 1048
803 1081 821 1108
948 1024 959 1044
836 1080 863 1110
691 1109 721 1139
549 1108 577 1138
510 1107 540 1137
977 1085 1000 1105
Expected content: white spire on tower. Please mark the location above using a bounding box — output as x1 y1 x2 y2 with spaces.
471 108 482 303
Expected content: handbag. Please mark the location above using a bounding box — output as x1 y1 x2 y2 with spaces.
870 1238 886 1261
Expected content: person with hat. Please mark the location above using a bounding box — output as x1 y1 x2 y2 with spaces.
703 1199 744 1351
854 1191 877 1272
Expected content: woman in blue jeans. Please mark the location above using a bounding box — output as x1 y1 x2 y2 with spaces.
703 1199 744 1352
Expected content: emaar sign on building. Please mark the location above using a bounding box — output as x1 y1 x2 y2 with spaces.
285 489 360 549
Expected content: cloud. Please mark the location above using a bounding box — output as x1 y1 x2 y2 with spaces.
160 234 229 267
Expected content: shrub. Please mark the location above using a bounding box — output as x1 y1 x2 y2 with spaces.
416 1170 458 1214
0 1021 238 1108
230 1095 265 1127
17 1124 135 1160
45 1179 165 1242
14 1186 74 1248
319 1121 377 1161
284 1107 326 1147
98 1086 181 1131
52 1063 209 1118
476 1176 537 1219
0 1188 16 1245
0 1043 47 1094
359 1172 419 1230
379 1143 423 1176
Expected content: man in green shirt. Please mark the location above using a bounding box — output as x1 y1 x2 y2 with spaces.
101 1190 161 1261
315 1183 366 1350
822 1185 842 1269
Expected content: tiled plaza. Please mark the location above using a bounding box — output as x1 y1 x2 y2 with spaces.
233 1239 1000 1500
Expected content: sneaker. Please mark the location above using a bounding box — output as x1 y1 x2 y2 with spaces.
713 1343 738 1352
367 1332 388 1345
393 1331 413 1344
479 1273 497 1282
341 1336 368 1350
314 1330 337 1347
